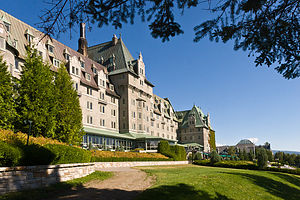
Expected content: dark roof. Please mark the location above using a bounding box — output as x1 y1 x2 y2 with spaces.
237 139 254 145
176 105 208 128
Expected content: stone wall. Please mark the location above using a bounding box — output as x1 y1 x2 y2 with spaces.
0 161 188 195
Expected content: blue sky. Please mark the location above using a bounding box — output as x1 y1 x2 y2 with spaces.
2 1 300 151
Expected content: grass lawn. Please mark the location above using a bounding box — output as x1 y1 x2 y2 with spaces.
0 171 113 200
135 165 300 200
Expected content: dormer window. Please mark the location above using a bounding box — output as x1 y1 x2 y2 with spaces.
48 45 54 53
4 22 10 32
86 73 91 81
25 29 35 43
110 85 114 91
53 59 60 67
80 60 85 68
63 49 70 61
46 39 54 54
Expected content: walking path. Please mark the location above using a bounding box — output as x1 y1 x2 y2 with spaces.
47 167 154 200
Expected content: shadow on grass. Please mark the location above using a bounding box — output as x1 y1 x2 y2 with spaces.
135 183 233 200
223 172 300 200
270 172 300 188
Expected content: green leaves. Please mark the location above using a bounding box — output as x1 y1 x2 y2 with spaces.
54 64 83 144
0 57 17 130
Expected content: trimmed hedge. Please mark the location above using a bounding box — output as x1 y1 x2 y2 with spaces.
158 141 186 161
44 144 92 164
0 141 22 167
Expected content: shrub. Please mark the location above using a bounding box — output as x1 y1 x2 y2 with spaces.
193 152 203 161
0 141 22 167
210 150 221 164
91 150 168 159
44 144 92 164
18 144 55 166
213 161 258 170
91 156 171 162
158 141 186 161
193 159 211 166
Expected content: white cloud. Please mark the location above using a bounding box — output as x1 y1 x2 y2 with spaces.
247 137 259 144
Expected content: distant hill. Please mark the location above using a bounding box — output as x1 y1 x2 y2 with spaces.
272 150 300 155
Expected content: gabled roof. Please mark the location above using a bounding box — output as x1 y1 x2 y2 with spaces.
88 37 136 72
176 105 208 129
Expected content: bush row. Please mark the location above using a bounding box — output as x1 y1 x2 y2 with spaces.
193 160 300 175
158 141 186 161
91 156 171 162
0 141 172 167
0 142 92 167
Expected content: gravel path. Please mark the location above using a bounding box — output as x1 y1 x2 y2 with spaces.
46 167 154 200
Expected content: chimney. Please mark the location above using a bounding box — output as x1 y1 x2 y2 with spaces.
78 23 88 56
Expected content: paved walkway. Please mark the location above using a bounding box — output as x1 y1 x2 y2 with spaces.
46 167 154 200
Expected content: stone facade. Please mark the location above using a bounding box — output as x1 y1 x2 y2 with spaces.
0 10 213 151
0 161 188 195
176 105 213 152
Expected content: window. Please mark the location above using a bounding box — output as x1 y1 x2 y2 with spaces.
75 83 78 91
53 59 60 67
111 121 116 128
110 85 114 91
100 119 105 126
111 109 116 116
87 101 92 110
72 66 75 74
4 22 10 32
100 105 105 113
132 99 135 105
132 112 136 118
122 98 125 104
157 123 159 128
139 124 142 130
99 92 105 100
123 111 125 117
64 53 70 61
80 61 85 68
76 68 79 75
87 87 92 95
151 121 154 126
26 34 34 43
111 97 115 103
138 112 142 119
86 73 91 81
48 45 54 53
87 116 93 124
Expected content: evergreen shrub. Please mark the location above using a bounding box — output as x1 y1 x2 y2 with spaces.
0 141 22 167
18 144 55 166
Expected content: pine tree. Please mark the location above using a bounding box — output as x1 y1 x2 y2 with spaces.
257 148 268 169
16 48 56 137
54 64 83 144
0 57 17 130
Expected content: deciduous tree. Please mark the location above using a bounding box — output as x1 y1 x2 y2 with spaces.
39 0 300 79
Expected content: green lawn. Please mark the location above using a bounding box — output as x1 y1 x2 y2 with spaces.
0 171 113 200
135 165 300 200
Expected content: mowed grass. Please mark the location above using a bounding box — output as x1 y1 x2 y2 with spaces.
135 165 300 200
0 171 113 200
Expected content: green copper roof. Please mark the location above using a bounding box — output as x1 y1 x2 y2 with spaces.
237 139 254 145
84 127 135 139
176 105 208 129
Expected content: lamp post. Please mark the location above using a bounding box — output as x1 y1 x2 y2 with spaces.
24 120 33 146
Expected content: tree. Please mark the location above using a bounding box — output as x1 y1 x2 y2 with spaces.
39 0 300 79
0 57 17 130
248 149 254 161
227 146 236 157
210 149 221 164
16 48 56 137
266 150 274 162
257 148 268 169
275 151 284 163
54 64 84 144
